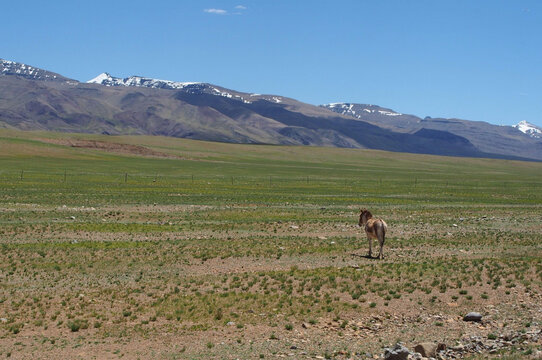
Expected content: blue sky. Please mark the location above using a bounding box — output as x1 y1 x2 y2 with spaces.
3 0 542 127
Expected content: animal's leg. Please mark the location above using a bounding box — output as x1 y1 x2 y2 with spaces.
367 237 373 257
377 224 385 260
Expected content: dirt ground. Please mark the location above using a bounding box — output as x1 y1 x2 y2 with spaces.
0 203 541 359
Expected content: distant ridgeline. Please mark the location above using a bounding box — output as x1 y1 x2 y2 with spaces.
1 58 541 161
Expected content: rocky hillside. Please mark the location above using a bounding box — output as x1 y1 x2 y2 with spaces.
1 58 540 160
323 103 542 161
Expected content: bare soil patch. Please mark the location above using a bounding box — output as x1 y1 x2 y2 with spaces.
40 138 182 159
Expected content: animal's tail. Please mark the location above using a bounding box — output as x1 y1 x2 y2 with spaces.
376 220 387 244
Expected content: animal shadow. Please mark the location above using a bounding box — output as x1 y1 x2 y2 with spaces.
350 253 379 260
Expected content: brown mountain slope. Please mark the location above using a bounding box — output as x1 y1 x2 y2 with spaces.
323 103 542 160
1 59 539 160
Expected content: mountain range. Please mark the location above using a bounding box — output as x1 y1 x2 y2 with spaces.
1 58 541 161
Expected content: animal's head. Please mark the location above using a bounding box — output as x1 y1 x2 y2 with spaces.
359 208 372 226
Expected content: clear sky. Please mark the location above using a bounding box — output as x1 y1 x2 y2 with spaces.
2 0 542 127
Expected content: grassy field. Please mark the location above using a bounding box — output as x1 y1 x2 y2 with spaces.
0 129 541 359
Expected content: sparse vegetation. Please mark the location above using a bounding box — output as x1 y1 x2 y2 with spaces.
0 129 541 358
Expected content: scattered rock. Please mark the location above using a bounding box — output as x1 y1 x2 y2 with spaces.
290 225 299 229
383 343 410 360
226 321 235 326
463 312 483 322
413 342 438 357
452 223 458 227
0 318 7 323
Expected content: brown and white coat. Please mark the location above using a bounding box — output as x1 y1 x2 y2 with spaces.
359 209 388 259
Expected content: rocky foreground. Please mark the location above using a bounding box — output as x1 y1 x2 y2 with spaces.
383 327 542 359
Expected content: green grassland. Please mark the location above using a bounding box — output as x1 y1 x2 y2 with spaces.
0 129 541 358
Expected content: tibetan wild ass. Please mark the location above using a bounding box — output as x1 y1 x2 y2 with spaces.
359 209 388 259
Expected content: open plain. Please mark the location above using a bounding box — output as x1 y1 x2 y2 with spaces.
0 129 541 359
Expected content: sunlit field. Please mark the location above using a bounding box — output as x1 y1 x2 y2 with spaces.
1 129 541 359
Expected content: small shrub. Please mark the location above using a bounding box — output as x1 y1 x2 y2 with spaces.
67 319 88 332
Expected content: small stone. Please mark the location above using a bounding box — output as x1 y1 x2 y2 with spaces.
0 318 7 323
452 223 458 227
414 343 438 357
383 343 411 360
226 321 235 326
70 216 76 220
463 312 483 322
290 225 299 229
290 345 297 350
451 344 465 352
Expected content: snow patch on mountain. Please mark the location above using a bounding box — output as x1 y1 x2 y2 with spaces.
514 121 542 139
87 73 201 90
1 58 62 81
323 103 402 119
88 72 112 84
87 72 259 104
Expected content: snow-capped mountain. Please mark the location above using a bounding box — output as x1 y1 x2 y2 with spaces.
1 58 70 82
87 72 203 90
87 72 283 104
514 121 541 139
1 57 542 160
323 103 403 118
322 101 542 160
